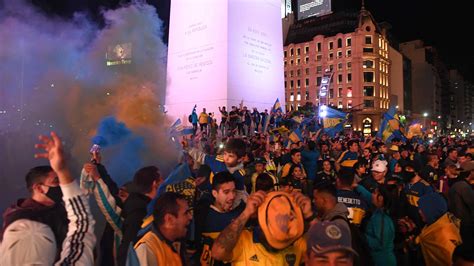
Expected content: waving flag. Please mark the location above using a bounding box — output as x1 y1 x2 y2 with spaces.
377 106 405 142
147 162 194 214
407 122 423 139
289 127 303 143
169 118 194 137
321 106 348 137
271 98 283 114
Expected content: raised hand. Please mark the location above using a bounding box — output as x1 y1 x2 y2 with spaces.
35 132 67 173
243 191 266 217
291 191 313 219
83 163 101 181
35 132 73 184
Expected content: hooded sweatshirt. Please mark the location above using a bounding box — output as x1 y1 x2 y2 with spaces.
321 202 351 233
0 198 68 253
417 193 461 266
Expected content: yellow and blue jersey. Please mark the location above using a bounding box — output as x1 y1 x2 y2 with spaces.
403 179 434 227
227 229 306 266
337 151 359 169
337 189 368 226
200 202 245 266
205 155 246 190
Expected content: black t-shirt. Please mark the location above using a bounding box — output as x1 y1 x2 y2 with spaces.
220 110 228 122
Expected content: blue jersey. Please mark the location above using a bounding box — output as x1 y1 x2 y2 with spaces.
402 179 434 227
337 151 359 169
205 155 246 190
337 189 368 225
200 202 245 266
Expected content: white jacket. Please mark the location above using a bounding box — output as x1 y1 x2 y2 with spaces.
0 181 96 266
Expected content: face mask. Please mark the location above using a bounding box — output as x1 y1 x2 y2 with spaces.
402 171 416 182
44 185 63 204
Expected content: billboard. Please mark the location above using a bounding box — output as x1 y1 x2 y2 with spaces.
298 0 332 20
106 43 132 66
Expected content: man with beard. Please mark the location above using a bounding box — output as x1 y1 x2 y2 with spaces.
196 172 245 265
134 192 193 265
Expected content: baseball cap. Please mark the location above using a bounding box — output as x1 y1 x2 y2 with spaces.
254 157 267 165
372 160 388 172
0 219 56 265
258 191 304 249
389 145 399 152
307 221 358 256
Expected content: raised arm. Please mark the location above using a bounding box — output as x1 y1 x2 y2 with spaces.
211 191 266 261
35 132 96 266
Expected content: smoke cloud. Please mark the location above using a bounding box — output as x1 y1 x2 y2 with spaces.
0 1 178 215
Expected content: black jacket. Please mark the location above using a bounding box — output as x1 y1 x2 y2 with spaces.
117 192 151 266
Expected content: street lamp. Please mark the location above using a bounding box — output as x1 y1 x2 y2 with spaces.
423 112 428 117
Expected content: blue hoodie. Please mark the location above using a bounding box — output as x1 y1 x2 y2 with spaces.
418 193 447 225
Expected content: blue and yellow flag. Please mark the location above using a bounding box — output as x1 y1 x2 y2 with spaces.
322 106 348 137
169 118 194 137
377 106 405 142
271 98 282 114
407 122 423 139
289 127 303 143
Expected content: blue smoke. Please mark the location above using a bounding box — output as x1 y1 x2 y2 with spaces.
92 116 145 185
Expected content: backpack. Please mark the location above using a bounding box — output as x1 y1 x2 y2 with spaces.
330 215 374 266
189 114 193 123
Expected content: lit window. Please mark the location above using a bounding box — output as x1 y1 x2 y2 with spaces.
290 93 294 101
347 88 352 97
338 101 343 109
297 92 301 101
348 100 352 109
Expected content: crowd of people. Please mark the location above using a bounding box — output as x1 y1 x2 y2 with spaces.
1 103 473 266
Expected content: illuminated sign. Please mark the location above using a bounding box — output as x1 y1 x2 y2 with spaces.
106 43 132 66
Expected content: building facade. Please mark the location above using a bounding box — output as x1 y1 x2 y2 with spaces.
399 40 443 127
283 7 393 134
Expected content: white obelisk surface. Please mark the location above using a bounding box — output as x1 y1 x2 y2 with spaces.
165 0 285 122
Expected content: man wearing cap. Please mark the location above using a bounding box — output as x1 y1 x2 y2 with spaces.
387 144 400 173
448 160 474 249
305 221 358 266
359 159 388 192
211 190 313 265
0 132 95 265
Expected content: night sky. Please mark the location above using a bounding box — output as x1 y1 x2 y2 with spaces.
10 0 474 81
